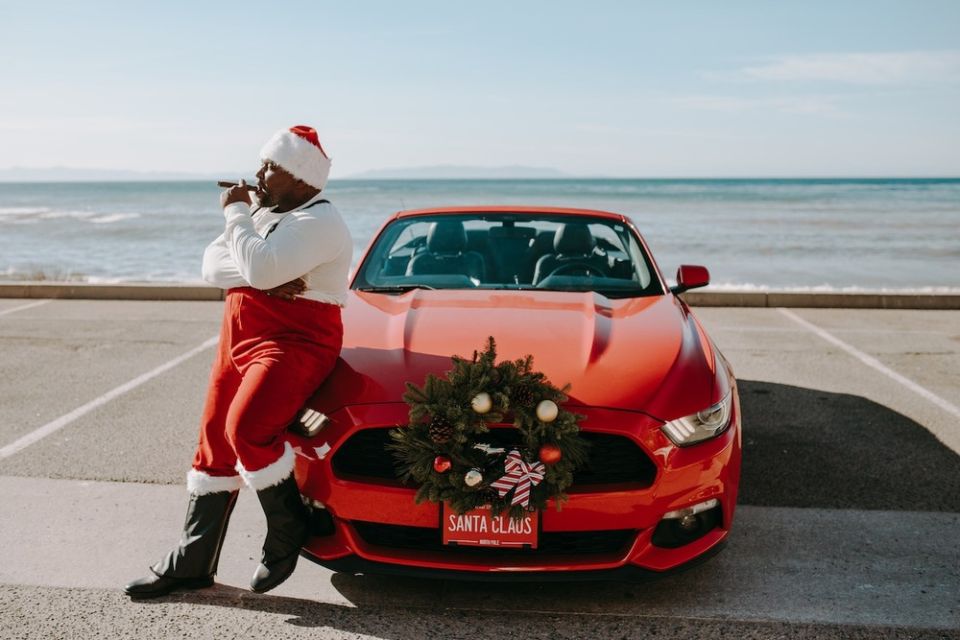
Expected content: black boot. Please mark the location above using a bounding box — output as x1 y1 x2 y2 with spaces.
250 474 309 593
124 489 238 599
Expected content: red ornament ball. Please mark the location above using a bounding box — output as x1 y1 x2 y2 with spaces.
433 455 452 473
538 443 562 465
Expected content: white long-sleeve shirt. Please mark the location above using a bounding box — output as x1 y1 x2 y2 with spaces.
201 193 352 306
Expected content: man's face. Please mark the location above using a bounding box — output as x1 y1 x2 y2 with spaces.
255 161 298 208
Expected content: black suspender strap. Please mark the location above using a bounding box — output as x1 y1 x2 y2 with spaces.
263 199 331 238
302 199 330 210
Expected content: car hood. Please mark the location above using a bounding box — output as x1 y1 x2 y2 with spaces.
309 289 715 419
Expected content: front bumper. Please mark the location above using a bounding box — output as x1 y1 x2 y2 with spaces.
291 393 741 578
307 539 729 582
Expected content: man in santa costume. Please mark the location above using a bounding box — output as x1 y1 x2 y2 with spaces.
125 125 351 598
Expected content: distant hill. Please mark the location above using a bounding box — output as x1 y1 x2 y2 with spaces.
0 165 570 182
0 167 240 182
343 165 569 180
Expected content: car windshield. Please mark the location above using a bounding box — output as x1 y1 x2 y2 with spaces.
353 213 663 298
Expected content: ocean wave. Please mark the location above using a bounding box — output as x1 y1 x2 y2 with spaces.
1 207 96 221
0 206 52 216
82 275 206 284
0 207 142 224
88 213 142 224
0 265 88 281
37 210 97 220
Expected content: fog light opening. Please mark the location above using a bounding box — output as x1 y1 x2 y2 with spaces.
305 500 335 537
652 501 722 549
662 498 719 520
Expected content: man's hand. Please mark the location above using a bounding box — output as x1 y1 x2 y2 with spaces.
265 277 307 301
220 179 253 209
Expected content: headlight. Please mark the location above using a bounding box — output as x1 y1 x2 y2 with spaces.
661 392 732 447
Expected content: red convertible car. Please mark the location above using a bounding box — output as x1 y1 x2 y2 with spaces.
290 206 741 579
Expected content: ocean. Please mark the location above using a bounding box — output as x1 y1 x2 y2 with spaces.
0 178 957 291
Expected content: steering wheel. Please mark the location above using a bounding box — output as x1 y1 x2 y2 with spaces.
546 262 608 279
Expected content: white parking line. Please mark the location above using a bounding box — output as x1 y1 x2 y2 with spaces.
0 299 51 317
0 335 219 460
710 325 948 335
778 308 960 420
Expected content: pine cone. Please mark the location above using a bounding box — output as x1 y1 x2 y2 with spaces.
513 384 535 407
428 416 455 444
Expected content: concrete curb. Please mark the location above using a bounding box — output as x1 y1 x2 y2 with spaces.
0 282 958 309
683 290 960 310
0 282 224 301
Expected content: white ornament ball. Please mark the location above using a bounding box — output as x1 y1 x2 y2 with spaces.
536 399 559 422
464 468 483 487
471 392 493 414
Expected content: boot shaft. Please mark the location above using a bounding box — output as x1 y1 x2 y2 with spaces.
255 475 309 563
154 489 239 579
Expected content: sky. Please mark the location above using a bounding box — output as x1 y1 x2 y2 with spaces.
1 0 959 177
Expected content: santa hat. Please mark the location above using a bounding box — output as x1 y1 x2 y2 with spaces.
259 125 331 190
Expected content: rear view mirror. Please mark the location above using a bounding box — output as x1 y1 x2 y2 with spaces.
670 264 710 295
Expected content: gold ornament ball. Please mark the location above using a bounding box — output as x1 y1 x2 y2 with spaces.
536 399 559 422
464 468 483 487
471 392 493 414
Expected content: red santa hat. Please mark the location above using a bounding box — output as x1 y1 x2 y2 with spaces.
259 125 331 190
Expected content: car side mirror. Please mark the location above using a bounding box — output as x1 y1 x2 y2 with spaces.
670 264 710 295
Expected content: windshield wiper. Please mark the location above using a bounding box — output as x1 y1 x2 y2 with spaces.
594 288 652 299
354 284 436 293
531 287 650 299
478 285 537 291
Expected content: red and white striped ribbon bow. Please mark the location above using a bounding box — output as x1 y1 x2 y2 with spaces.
490 449 546 508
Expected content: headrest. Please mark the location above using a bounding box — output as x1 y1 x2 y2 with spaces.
553 223 595 256
427 221 467 254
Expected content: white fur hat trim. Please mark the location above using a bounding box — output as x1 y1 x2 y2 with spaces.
259 125 331 191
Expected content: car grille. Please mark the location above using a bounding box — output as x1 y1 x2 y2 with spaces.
352 521 636 557
332 427 657 487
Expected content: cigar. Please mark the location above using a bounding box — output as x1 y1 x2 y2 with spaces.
217 181 259 190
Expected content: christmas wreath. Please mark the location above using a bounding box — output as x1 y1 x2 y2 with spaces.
389 337 588 520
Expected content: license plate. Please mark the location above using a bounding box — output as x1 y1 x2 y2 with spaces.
442 504 539 549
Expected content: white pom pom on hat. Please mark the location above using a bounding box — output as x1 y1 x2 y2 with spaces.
259 125 331 191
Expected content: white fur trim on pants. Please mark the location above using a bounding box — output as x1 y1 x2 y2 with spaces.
186 469 244 495
235 441 295 491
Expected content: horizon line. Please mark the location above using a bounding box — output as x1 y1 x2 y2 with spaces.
1 175 959 184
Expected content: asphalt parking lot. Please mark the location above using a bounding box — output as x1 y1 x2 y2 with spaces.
0 298 958 639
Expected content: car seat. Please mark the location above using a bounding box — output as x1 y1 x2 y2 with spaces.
406 221 487 281
532 223 609 285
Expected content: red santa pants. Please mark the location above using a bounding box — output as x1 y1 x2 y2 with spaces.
188 287 342 494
